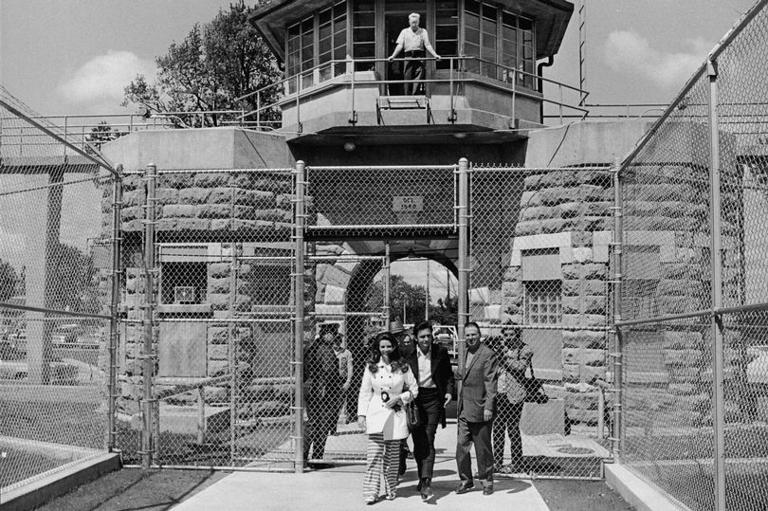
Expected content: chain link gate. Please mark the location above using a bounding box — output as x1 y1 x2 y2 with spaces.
300 163 460 466
114 166 298 470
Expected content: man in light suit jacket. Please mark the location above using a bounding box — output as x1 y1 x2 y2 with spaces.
455 322 498 496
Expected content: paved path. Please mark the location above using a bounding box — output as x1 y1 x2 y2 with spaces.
172 464 550 511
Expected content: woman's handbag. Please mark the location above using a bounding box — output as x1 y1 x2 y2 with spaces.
523 360 549 404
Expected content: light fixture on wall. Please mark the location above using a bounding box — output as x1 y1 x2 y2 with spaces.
343 141 356 152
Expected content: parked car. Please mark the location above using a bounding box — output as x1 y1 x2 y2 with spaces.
0 341 78 384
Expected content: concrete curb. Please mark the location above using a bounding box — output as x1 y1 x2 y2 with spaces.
0 452 121 511
605 463 690 511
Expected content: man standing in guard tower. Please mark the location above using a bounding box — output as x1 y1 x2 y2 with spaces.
388 13 440 95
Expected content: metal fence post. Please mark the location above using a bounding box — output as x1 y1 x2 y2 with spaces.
707 57 726 511
294 160 307 473
384 242 391 330
108 166 124 452
228 244 238 466
611 160 624 461
457 157 470 377
141 163 158 470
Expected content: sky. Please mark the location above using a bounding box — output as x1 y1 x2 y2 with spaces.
0 0 760 287
0 0 759 117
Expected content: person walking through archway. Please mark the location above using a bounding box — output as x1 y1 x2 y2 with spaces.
455 322 498 496
403 321 454 501
357 332 418 504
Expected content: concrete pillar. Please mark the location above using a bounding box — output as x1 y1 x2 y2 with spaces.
26 167 64 384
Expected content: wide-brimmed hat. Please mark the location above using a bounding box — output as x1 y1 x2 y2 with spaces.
500 320 519 334
389 319 407 335
318 323 339 335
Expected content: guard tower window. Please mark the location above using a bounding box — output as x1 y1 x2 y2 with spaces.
463 0 536 88
318 2 348 81
353 0 376 71
435 1 459 70
286 16 315 92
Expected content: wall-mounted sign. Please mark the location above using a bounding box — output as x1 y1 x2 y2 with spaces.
392 196 423 212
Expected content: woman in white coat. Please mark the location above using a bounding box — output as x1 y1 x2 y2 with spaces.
358 332 418 504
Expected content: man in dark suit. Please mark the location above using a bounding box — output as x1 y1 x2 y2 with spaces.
455 322 498 496
404 321 455 501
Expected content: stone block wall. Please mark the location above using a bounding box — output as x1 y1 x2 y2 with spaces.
106 170 296 411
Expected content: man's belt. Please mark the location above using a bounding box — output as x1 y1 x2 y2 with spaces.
404 50 426 57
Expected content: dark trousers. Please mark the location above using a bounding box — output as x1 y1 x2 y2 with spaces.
456 417 494 482
412 387 441 481
304 383 342 460
403 50 425 95
493 398 524 467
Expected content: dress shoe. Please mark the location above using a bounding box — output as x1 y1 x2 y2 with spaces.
483 481 494 496
455 481 475 494
420 485 434 501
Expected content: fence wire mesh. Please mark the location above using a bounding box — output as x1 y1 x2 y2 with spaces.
617 1 768 508
113 168 297 469
303 253 386 464
0 89 115 493
469 164 614 479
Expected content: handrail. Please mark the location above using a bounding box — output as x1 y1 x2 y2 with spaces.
236 55 590 126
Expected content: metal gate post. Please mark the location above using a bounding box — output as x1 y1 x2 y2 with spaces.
707 57 726 511
384 242 391 330
228 244 238 465
610 160 624 461
141 163 158 469
293 160 307 473
108 166 123 452
457 158 470 377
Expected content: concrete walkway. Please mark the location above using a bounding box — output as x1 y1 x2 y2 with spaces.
171 464 550 511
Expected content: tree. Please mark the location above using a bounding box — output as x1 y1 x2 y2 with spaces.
50 244 101 315
84 121 122 154
365 275 427 325
0 260 19 302
122 1 281 128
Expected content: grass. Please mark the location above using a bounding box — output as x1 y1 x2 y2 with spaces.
0 447 64 488
116 421 293 467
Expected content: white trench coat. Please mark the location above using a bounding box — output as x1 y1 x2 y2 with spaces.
357 361 418 440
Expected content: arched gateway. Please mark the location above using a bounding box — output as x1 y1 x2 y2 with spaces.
104 0 621 481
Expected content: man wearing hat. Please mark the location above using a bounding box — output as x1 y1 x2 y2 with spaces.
304 323 344 466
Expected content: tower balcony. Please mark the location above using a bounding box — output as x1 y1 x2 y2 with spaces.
241 56 587 146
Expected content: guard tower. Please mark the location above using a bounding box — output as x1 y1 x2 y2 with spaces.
250 0 574 165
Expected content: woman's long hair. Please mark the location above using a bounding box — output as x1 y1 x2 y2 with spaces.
367 332 409 374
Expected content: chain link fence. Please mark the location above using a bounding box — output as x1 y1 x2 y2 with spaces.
0 87 119 494
616 1 768 509
470 164 613 479
113 167 298 470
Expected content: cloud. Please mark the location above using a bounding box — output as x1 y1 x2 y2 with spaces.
58 51 155 105
604 30 711 89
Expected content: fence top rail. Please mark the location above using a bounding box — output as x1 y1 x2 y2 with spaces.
123 167 294 175
470 165 611 172
306 164 457 171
